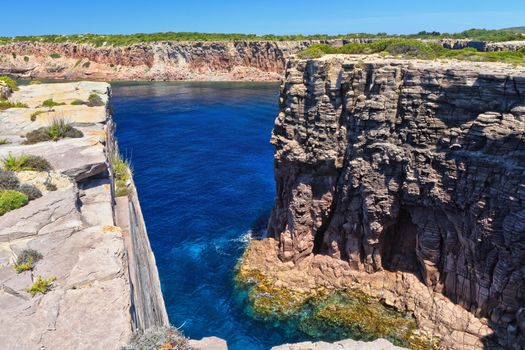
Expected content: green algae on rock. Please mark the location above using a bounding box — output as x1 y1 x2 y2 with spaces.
235 258 436 350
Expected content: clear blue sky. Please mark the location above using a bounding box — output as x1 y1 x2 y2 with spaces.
2 0 524 37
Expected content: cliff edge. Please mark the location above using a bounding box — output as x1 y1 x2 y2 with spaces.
0 82 168 349
240 56 525 349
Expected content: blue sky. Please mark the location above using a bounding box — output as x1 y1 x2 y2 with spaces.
2 0 524 36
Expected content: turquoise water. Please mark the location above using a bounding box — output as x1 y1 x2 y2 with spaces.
112 82 306 350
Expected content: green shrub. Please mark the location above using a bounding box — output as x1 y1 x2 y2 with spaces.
0 190 28 215
70 99 86 105
23 56 29 62
0 76 18 91
0 101 28 110
14 249 43 273
0 138 10 145
29 79 42 85
0 170 19 190
82 61 91 68
112 154 132 197
17 183 42 200
297 39 525 65
11 53 16 59
26 275 56 296
25 118 84 144
42 98 65 107
46 118 83 140
2 153 52 171
30 110 46 121
49 53 61 59
87 93 104 107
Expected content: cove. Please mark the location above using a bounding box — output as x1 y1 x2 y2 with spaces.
111 82 302 350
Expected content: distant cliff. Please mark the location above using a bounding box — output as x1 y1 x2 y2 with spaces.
0 39 524 81
240 56 525 349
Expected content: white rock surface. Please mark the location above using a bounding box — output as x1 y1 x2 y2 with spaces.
0 81 132 349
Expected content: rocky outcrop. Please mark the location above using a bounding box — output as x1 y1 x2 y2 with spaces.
1 38 523 81
259 56 525 348
431 39 525 51
0 82 168 348
273 338 407 350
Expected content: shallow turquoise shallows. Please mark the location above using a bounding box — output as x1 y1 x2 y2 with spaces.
112 82 308 350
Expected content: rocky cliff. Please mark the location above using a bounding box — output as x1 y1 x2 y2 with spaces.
0 82 168 348
242 56 525 349
1 39 523 81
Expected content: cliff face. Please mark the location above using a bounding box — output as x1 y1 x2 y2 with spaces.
0 41 325 81
1 39 523 81
267 56 525 347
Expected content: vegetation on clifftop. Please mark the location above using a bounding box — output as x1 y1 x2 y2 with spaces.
0 28 522 47
0 190 28 215
0 76 18 91
24 118 84 144
297 39 525 65
26 275 56 296
14 249 43 273
2 153 52 172
112 153 132 197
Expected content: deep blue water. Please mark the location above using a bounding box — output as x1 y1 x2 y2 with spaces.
112 82 303 350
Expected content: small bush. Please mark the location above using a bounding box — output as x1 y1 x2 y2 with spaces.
42 99 65 108
0 101 28 110
29 79 42 85
123 326 191 350
25 118 84 144
0 190 28 215
26 275 56 296
49 53 61 59
112 154 131 197
46 118 83 140
0 170 20 190
14 249 43 273
0 76 18 91
82 61 91 68
87 93 104 107
70 99 86 105
11 53 16 59
0 138 10 145
2 153 52 172
18 184 42 200
23 56 29 62
30 110 46 121
45 182 57 191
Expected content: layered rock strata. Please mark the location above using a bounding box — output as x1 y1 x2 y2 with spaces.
251 55 525 348
0 82 168 348
0 39 523 81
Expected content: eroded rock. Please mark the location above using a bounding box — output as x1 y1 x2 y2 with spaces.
261 56 525 348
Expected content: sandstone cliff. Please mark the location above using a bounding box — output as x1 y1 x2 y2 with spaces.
0 82 168 348
1 39 523 81
256 56 525 348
